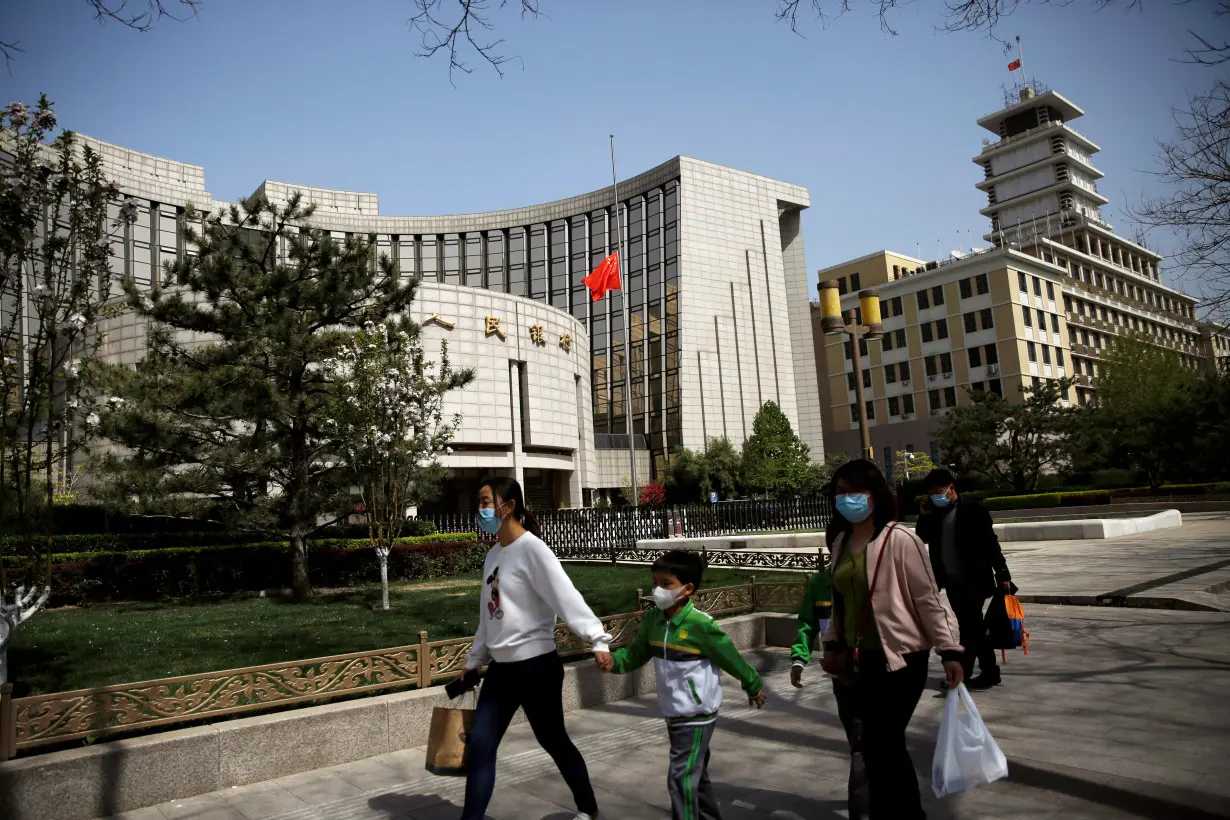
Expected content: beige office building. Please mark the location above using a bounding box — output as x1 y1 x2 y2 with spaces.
812 84 1230 470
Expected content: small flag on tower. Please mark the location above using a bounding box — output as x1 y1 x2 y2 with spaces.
582 252 622 301
1008 58 1021 72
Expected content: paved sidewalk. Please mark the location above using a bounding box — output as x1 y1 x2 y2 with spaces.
1005 514 1230 610
114 604 1230 820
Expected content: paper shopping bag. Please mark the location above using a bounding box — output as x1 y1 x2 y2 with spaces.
425 705 475 776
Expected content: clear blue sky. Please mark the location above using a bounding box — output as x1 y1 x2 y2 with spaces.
2 0 1222 298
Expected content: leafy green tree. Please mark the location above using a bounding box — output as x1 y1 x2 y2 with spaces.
324 321 472 610
1182 366 1230 481
92 194 419 600
892 450 935 486
741 401 815 499
664 436 743 503
1084 335 1194 489
935 379 1078 494
1 96 122 680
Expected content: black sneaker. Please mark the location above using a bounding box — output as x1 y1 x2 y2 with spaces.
966 671 1002 690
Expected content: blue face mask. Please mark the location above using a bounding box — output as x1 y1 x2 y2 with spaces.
835 493 872 523
930 493 951 508
477 507 503 534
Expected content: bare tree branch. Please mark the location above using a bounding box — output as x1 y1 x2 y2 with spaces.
1131 81 1230 322
0 40 22 76
2 1 199 69
85 0 202 32
408 0 538 83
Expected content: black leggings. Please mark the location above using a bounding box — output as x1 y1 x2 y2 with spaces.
832 650 930 819
461 651 598 819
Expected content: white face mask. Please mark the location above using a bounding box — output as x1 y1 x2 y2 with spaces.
652 586 684 610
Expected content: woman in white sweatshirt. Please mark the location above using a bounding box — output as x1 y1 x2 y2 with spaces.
458 476 612 820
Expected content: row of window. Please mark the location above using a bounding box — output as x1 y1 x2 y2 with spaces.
849 342 1001 381
924 353 953 378
1026 341 1065 368
1069 325 1106 351
850 379 1006 424
928 387 959 411
1056 252 1190 318
916 285 946 311
1022 305 1062 334
1018 271 1058 302
102 184 689 452
882 328 908 351
963 308 995 334
920 318 949 343
1064 294 1199 347
958 274 991 299
967 343 1000 368
881 296 905 318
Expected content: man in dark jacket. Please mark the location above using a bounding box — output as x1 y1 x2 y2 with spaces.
916 469 1014 689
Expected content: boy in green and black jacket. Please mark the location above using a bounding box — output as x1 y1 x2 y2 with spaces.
599 550 765 820
789 570 833 686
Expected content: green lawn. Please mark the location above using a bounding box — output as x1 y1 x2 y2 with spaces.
8 565 765 695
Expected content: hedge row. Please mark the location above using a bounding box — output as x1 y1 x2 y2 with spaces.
980 482 1230 511
4 534 484 607
0 520 440 556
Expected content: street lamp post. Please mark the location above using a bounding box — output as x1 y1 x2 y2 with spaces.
818 281 883 462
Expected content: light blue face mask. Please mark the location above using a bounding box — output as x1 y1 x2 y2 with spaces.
477 507 503 534
835 493 872 523
930 493 951 508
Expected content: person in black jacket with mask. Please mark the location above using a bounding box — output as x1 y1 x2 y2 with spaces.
915 469 1014 690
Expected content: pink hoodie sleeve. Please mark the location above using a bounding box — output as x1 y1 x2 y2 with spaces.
895 527 963 659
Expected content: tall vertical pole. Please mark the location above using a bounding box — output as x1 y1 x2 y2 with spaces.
848 311 872 461
610 135 638 506
1016 35 1028 90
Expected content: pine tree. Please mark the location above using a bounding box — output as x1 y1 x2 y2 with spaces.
92 194 419 600
741 401 814 500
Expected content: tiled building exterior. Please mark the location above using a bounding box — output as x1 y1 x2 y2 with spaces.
34 135 819 507
812 86 1230 472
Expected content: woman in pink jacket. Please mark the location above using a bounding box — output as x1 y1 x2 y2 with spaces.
820 459 963 819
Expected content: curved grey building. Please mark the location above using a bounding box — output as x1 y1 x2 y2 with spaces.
82 135 823 509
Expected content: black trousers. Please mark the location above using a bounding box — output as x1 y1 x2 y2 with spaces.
832 650 930 820
462 651 598 819
946 585 998 678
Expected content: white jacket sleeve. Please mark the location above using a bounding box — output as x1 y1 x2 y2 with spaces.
526 539 612 652
465 595 491 670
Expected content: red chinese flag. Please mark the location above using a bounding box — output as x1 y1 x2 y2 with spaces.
1008 59 1021 72
582 252 622 302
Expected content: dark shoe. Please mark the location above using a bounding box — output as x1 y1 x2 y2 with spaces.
967 671 1002 690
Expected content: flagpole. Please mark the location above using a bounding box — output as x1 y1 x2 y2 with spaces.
610 134 638 507
1016 35 1028 91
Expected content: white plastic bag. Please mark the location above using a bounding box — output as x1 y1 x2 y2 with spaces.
931 683 1008 797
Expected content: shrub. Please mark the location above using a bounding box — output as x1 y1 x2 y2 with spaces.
1058 490 1112 507
983 493 1062 511
639 482 667 507
980 481 1230 510
2 519 442 556
1111 483 1230 499
1 531 268 557
5 534 482 607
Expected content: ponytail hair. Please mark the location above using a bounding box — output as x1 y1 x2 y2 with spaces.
480 475 542 539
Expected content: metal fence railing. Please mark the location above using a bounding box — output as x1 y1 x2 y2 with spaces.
2 579 806 757
422 497 833 554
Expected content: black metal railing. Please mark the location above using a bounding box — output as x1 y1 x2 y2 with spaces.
421 497 832 554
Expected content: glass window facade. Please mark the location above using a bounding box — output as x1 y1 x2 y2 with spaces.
334 177 686 466
97 174 688 478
